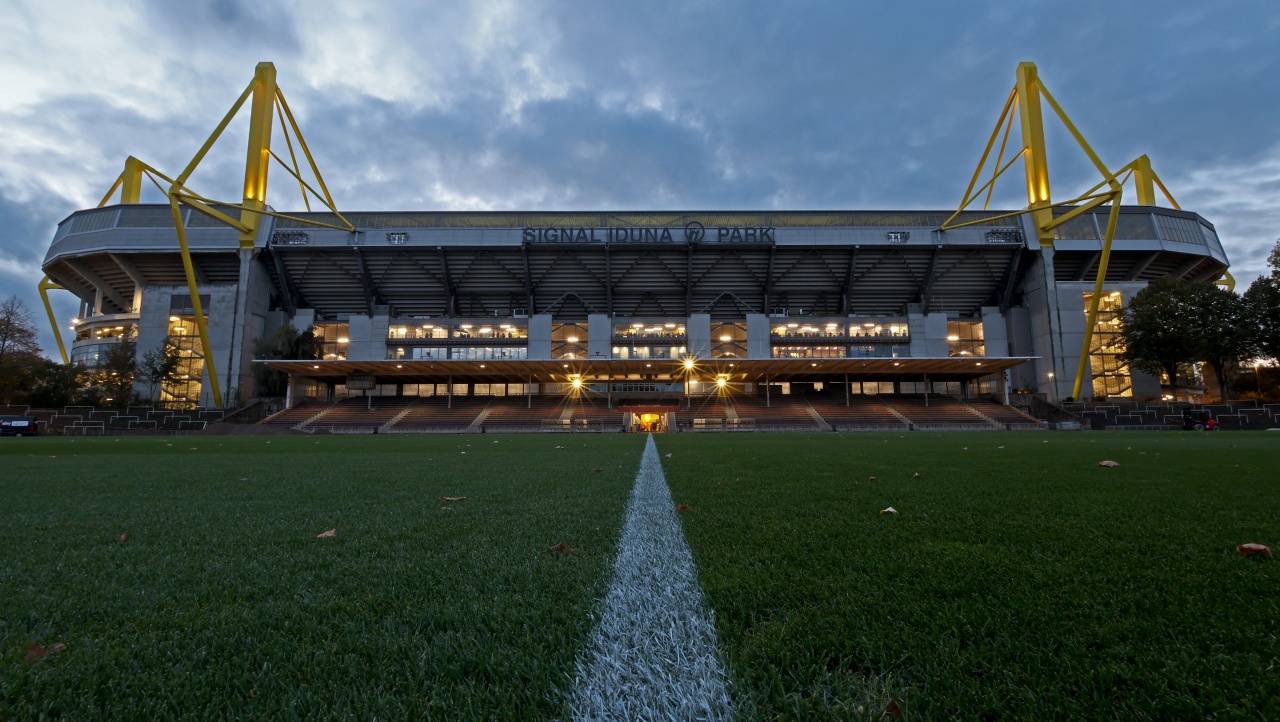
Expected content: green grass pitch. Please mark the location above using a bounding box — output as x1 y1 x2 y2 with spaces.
2 431 1278 719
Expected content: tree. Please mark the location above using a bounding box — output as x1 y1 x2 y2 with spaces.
1245 276 1280 363
91 334 137 410
0 296 43 405
1188 284 1255 400
252 325 320 397
1246 238 1280 364
27 359 81 408
1120 276 1200 397
138 340 182 404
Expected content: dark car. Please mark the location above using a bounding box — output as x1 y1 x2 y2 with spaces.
0 416 38 436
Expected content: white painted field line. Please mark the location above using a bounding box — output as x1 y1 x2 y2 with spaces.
569 435 733 722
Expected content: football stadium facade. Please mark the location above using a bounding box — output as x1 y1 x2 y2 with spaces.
35 62 1232 430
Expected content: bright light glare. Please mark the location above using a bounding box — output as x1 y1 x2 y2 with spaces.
572 378 583 388
683 359 694 369
716 378 726 387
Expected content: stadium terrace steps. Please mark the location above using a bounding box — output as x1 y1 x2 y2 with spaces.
881 395 1000 430
478 397 570 431
804 394 908 430
387 397 489 432
569 401 628 431
673 396 731 430
1064 399 1280 430
964 398 1047 428
303 397 417 432
260 400 331 427
729 394 822 430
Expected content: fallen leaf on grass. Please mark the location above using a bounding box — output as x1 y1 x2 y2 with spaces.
912 472 922 478
544 542 578 554
869 476 878 481
592 467 604 472
118 533 128 543
1237 543 1272 558
883 696 906 719
717 481 730 486
439 506 453 512
881 507 897 515
1098 460 1120 467
440 496 467 502
554 445 564 449
24 643 67 664
664 453 673 458
316 529 336 539
674 505 692 512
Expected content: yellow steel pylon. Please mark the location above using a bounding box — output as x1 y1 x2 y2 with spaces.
59 62 354 408
943 62 1200 400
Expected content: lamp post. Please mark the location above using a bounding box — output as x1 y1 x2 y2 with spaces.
1255 363 1263 395
1047 371 1056 404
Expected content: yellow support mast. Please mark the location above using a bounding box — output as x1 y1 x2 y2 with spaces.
37 276 69 365
944 62 1191 401
50 62 352 407
158 62 352 408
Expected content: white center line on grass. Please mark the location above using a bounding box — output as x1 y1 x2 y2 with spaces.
569 435 733 722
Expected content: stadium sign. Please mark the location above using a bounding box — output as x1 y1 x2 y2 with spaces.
522 223 775 244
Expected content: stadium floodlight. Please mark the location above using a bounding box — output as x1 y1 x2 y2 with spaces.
572 377 583 388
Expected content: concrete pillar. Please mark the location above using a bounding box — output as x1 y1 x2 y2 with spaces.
588 314 610 360
528 314 552 359
746 314 771 359
687 313 711 359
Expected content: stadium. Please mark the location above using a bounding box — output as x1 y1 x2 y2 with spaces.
34 62 1233 433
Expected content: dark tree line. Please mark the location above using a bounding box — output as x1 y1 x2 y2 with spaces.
1121 239 1280 400
0 295 181 409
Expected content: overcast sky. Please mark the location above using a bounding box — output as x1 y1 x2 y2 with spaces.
3 0 1278 355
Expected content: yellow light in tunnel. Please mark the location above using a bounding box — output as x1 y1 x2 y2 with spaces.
719 335 731 342
567 336 579 343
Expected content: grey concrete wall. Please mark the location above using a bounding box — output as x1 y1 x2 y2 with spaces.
687 313 711 359
136 283 238 407
980 307 1008 358
528 314 552 359
346 315 372 360
588 314 610 359
746 314 770 359
908 307 949 357
291 309 316 330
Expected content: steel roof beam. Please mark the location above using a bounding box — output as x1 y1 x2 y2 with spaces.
62 258 131 313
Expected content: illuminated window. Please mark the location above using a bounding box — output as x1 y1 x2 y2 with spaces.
711 322 746 358
313 323 349 360
1084 292 1132 398
947 321 984 357
553 323 588 359
161 315 206 408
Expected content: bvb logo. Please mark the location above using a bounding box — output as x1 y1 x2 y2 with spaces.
684 221 706 243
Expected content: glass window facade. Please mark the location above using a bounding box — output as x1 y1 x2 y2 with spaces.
162 315 206 408
314 323 349 360
1084 292 1132 398
552 323 588 359
711 322 746 358
947 321 985 357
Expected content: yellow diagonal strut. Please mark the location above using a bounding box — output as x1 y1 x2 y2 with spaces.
943 62 1190 401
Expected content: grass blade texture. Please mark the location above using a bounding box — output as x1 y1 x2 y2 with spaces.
0 434 642 719
660 431 1280 721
